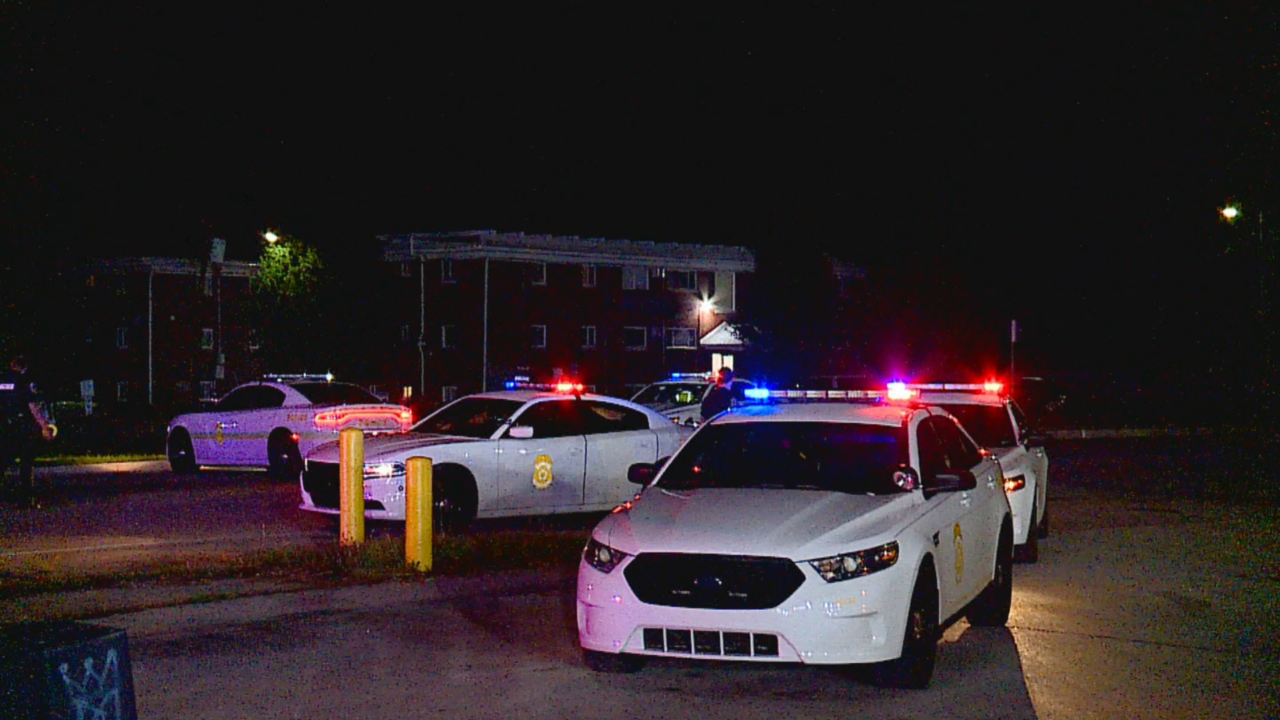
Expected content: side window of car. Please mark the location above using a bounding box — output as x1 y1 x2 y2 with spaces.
579 401 650 434
511 400 585 438
216 388 253 412
916 419 948 486
253 387 287 409
936 416 984 470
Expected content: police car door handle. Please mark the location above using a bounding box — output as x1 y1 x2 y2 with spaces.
960 494 972 508
224 421 238 429
987 475 997 489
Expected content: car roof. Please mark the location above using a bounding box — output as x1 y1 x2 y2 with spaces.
709 401 920 427
462 389 658 411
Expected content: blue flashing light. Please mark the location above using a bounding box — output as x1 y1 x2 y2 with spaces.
744 387 771 400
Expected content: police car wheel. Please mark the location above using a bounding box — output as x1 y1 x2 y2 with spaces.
871 567 938 689
168 430 198 474
969 526 1014 626
432 467 477 533
267 433 303 479
583 649 644 674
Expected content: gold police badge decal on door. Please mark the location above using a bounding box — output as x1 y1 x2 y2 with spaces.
532 454 554 490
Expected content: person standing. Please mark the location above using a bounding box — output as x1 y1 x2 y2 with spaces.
700 367 736 421
0 354 56 505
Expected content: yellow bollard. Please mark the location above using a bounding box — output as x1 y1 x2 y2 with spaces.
405 456 433 572
339 427 365 547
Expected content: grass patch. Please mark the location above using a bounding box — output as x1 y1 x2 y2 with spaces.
0 528 591 601
35 453 166 466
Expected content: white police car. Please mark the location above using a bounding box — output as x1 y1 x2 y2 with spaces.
300 382 692 527
630 373 757 426
899 382 1049 562
577 388 1014 688
166 375 411 477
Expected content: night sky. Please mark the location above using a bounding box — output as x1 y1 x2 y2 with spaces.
4 4 1276 414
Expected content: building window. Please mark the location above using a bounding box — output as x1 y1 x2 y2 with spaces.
400 262 413 278
201 328 215 350
442 386 459 403
247 329 261 352
714 271 737 312
667 270 696 291
582 325 597 348
581 264 597 288
400 324 411 343
117 381 128 402
665 327 696 349
200 381 217 401
442 324 456 349
622 266 649 291
531 325 547 349
441 259 456 284
530 262 547 286
623 326 647 350
116 327 128 350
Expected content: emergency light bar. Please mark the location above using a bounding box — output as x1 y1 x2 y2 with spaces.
744 388 887 402
899 381 1004 394
505 378 586 394
264 373 335 382
670 371 713 380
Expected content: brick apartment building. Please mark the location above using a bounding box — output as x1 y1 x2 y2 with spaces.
379 231 757 409
75 249 263 414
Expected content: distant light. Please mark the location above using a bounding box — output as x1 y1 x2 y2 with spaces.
1221 206 1239 221
264 231 280 243
698 298 715 314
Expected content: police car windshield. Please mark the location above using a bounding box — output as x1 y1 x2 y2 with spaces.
938 404 1017 448
631 382 707 406
413 398 524 438
659 422 909 495
291 382 383 406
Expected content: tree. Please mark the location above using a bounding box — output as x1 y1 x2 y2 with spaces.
250 232 327 372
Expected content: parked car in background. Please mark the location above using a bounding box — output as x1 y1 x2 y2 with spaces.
896 381 1049 562
630 372 757 426
166 374 412 478
300 383 693 528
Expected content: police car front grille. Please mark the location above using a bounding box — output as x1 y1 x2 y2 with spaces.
302 462 340 509
624 553 804 610
642 628 779 657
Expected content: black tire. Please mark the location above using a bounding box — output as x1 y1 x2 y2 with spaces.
168 430 198 474
1014 509 1040 564
969 526 1013 627
871 566 938 689
433 467 478 533
267 431 303 480
583 649 644 674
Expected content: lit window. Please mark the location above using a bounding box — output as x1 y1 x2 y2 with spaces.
665 327 696 349
530 262 547 286
442 386 459 403
623 326 647 350
531 325 547 349
201 328 214 350
441 259 456 284
622 266 649 291
582 325 597 348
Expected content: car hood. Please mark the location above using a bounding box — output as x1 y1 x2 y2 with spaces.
596 487 917 559
305 432 481 462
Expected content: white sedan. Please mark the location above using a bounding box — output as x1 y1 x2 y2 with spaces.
577 390 1013 688
299 387 692 527
166 376 411 477
630 374 757 426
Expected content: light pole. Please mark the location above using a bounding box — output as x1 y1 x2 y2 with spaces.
697 298 715 371
1220 203 1272 406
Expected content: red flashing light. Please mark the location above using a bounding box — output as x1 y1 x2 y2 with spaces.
315 407 415 432
886 382 918 401
983 381 1004 394
554 381 586 394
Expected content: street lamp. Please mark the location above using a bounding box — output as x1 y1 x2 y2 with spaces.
263 230 279 244
1218 202 1272 407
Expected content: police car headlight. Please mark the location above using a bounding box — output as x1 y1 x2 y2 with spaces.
584 538 629 574
363 461 406 480
808 541 899 582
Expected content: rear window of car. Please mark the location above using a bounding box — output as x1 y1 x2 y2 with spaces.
659 422 908 495
631 382 707 406
414 398 525 438
938 404 1016 448
290 382 384 405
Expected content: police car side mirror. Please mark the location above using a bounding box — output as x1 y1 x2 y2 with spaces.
628 461 660 485
508 425 535 439
931 469 978 493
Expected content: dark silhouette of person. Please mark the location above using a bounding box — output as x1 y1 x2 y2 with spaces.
700 367 736 421
0 353 55 505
